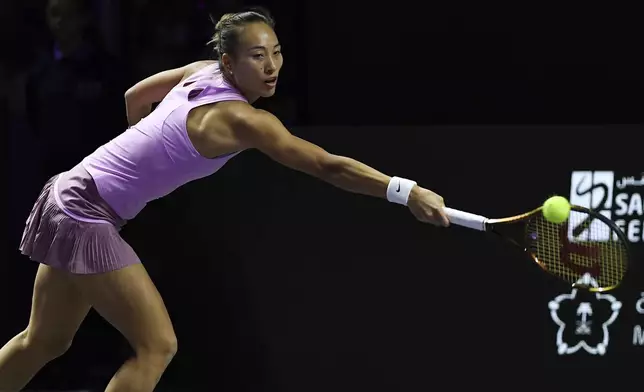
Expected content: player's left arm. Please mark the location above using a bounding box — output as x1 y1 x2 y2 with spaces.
124 61 213 126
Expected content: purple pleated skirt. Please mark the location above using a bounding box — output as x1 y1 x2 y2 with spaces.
19 164 141 274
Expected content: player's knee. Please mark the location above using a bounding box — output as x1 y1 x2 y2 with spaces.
22 328 74 359
136 333 178 364
159 334 178 360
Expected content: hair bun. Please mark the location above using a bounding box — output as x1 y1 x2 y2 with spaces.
207 7 276 59
215 13 236 32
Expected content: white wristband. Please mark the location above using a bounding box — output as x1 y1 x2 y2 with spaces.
386 176 417 205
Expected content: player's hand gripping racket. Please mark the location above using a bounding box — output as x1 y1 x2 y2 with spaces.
443 204 631 292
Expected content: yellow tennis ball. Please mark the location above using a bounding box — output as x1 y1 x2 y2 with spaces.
542 196 571 224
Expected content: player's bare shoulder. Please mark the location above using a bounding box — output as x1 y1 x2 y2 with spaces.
187 100 257 157
199 100 256 127
198 102 285 152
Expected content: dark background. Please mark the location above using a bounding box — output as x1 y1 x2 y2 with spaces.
3 0 643 390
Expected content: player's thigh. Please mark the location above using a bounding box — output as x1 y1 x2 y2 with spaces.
27 264 92 354
70 263 177 355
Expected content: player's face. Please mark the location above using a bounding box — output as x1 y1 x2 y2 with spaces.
226 22 283 101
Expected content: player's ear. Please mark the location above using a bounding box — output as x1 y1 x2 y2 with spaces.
221 53 234 74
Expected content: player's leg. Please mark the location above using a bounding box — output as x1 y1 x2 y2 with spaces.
71 263 177 392
0 264 92 392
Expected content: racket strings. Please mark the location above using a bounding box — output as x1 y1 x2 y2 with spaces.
527 211 628 289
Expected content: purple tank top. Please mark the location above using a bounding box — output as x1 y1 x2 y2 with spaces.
81 63 247 220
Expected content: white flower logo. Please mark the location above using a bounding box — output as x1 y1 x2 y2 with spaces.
548 273 622 355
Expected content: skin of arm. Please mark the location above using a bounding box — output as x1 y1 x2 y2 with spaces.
124 61 212 126
233 107 394 199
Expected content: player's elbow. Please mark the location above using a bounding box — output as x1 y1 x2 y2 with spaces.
124 82 151 105
288 149 339 179
124 85 153 112
124 88 136 108
317 153 348 180
124 86 138 103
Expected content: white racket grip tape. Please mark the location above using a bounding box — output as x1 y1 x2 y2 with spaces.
444 207 489 231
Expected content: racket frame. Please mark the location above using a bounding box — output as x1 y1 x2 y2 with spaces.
459 205 631 293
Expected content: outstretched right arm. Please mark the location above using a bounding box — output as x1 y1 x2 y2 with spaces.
232 107 450 226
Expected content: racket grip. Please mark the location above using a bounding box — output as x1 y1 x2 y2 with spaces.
444 207 488 231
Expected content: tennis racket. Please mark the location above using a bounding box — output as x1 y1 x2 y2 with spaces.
443 205 631 292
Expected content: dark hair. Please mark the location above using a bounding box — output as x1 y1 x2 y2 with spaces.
208 7 275 60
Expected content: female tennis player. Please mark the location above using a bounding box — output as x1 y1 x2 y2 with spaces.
0 8 450 392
